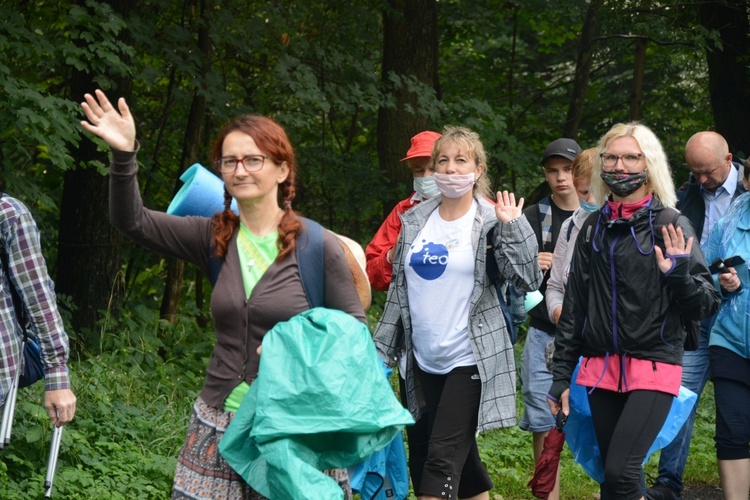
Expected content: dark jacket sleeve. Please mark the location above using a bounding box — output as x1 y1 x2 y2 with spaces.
663 214 721 322
109 148 213 273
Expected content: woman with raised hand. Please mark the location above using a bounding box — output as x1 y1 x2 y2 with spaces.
547 122 719 500
374 125 542 500
80 89 365 499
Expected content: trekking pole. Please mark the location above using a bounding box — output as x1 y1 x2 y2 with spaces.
0 376 17 448
44 425 63 498
0 337 25 448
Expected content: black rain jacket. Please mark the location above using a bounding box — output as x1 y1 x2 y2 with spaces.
549 198 720 400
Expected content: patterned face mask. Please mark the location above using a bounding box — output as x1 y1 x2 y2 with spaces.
600 170 648 197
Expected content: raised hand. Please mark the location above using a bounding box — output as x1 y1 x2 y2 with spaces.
495 190 524 223
654 224 694 274
80 89 136 151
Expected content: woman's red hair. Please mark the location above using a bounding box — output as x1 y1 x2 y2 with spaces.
210 114 301 261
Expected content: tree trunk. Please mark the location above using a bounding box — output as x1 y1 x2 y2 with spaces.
159 0 211 322
563 0 603 139
57 0 132 351
629 37 647 121
377 0 439 216
699 0 750 156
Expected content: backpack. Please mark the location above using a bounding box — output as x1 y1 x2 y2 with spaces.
579 207 701 350
209 217 326 308
537 196 554 252
485 227 526 344
0 194 45 388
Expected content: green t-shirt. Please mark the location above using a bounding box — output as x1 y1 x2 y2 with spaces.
237 223 279 298
224 224 280 413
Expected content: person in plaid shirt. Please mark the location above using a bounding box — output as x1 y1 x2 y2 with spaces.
0 188 76 427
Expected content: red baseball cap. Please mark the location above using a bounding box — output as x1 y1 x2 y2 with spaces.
401 131 441 161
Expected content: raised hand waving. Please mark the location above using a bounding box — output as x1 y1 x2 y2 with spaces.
495 190 524 223
80 89 136 152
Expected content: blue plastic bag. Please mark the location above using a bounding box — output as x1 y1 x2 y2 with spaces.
565 359 697 484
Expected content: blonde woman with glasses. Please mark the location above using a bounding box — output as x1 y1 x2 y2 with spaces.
547 123 720 500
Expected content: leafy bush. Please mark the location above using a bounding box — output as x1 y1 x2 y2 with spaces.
0 306 212 499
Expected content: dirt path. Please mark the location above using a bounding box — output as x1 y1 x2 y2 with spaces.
682 484 724 499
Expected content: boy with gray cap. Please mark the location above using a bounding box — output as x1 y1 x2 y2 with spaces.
520 137 581 500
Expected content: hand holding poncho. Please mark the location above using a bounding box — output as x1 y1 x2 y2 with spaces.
219 308 414 500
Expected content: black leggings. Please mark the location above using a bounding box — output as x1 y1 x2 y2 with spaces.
588 389 673 500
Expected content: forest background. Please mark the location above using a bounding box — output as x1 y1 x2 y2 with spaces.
1 0 748 498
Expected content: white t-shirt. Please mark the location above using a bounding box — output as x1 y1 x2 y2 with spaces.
406 202 478 374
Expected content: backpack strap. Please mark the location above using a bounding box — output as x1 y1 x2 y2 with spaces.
208 216 326 308
566 217 575 242
208 250 222 287
537 196 553 251
296 217 325 309
654 206 681 230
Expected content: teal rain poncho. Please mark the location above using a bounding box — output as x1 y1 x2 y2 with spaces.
219 308 414 500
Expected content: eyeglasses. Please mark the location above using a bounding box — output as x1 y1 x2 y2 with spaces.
217 155 269 173
600 153 644 168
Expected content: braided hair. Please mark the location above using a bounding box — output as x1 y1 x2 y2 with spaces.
210 114 301 260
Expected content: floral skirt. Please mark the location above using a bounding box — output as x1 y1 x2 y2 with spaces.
172 396 352 500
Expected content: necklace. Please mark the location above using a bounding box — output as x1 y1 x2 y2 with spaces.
239 226 275 271
242 209 283 238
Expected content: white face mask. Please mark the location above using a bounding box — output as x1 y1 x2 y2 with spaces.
433 172 476 198
413 176 440 199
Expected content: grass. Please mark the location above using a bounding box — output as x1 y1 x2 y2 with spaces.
0 303 723 499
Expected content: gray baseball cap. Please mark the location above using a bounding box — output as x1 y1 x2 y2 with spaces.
541 138 582 165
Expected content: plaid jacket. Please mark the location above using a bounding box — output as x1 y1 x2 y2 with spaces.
373 194 541 432
1 195 69 404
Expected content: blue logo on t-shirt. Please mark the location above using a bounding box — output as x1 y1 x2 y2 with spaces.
409 240 449 280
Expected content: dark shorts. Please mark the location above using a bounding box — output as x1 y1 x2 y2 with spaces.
416 364 493 499
710 346 750 460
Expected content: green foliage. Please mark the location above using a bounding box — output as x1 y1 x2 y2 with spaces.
0 0 726 292
0 303 212 498
0 0 737 495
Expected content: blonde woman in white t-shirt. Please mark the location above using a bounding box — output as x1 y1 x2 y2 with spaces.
374 126 542 500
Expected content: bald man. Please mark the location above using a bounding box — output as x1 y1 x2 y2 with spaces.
679 132 745 243
648 131 746 500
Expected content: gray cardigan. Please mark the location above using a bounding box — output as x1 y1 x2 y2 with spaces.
373 194 542 432
109 149 366 408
